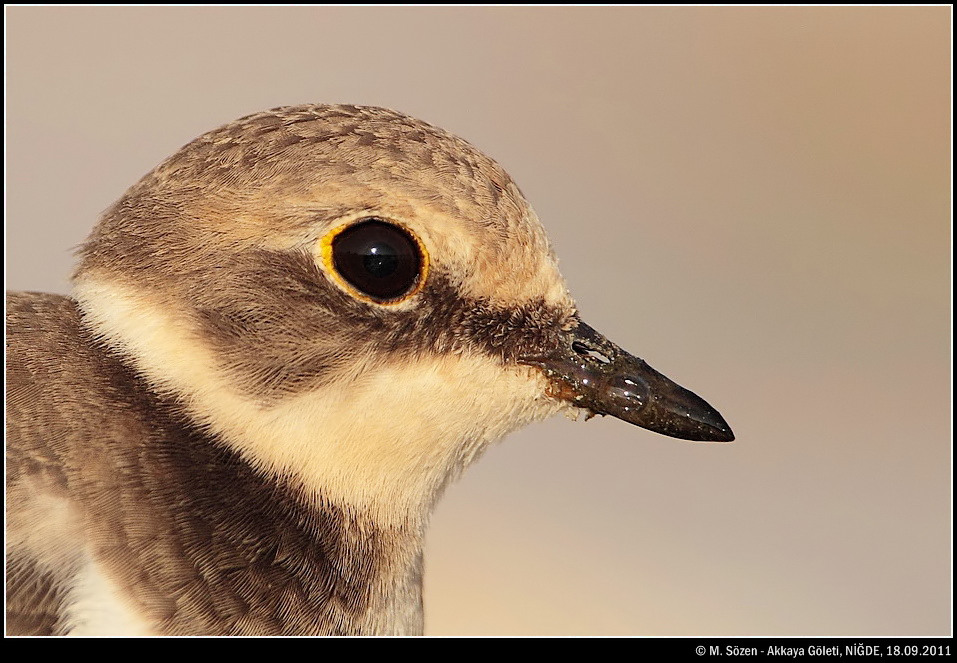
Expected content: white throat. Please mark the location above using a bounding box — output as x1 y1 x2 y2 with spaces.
72 274 565 525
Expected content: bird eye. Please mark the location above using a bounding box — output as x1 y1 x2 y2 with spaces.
330 219 424 303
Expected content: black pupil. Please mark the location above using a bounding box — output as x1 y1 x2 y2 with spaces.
363 250 398 278
332 220 421 301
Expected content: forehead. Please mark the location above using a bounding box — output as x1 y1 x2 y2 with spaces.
142 104 570 307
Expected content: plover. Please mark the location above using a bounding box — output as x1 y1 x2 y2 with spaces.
6 104 733 636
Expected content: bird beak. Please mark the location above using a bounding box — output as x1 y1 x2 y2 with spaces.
520 320 734 442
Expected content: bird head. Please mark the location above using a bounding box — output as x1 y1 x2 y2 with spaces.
72 105 731 524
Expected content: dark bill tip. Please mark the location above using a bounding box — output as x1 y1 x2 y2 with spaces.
521 321 734 443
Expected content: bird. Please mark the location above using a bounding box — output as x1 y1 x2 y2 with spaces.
5 104 733 636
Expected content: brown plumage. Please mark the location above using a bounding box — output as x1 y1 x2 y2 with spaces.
6 104 732 636
7 292 422 635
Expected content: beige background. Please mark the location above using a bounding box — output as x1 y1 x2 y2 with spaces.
5 7 951 635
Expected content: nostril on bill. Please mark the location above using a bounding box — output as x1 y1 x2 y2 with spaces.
571 340 612 365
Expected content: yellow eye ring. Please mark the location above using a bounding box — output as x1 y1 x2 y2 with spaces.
319 218 430 306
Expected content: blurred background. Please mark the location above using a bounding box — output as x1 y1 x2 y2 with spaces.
6 7 950 635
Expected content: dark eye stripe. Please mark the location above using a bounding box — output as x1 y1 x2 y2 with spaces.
331 220 423 303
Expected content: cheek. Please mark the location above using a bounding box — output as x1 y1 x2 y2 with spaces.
419 358 563 442
242 353 565 517
332 354 561 447
265 354 562 474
